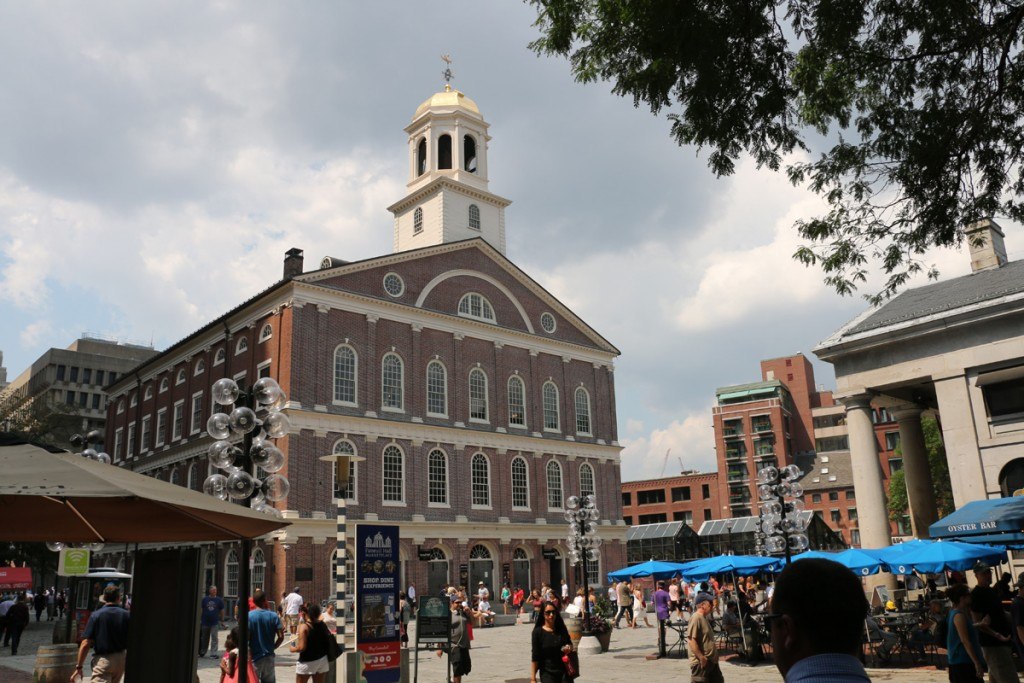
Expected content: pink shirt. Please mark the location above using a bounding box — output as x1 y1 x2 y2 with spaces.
668 584 680 601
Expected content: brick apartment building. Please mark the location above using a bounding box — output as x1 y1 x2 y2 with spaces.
101 85 626 608
620 470 720 527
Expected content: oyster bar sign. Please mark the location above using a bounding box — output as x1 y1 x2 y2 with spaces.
945 521 999 533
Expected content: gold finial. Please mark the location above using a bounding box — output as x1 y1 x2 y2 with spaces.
441 53 454 90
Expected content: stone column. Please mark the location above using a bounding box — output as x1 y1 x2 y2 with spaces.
933 374 987 506
891 404 938 538
839 393 895 589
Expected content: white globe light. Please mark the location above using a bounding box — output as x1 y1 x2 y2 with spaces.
264 411 291 438
563 510 576 522
262 505 283 518
211 378 240 406
766 536 787 554
585 494 597 506
82 448 98 460
788 533 810 552
226 470 256 499
229 407 259 434
588 508 600 521
46 541 65 552
566 495 580 510
95 452 111 465
587 548 600 561
758 484 775 500
263 473 291 502
203 474 229 500
782 464 803 480
253 377 284 406
207 413 232 440
208 441 239 470
756 466 779 485
251 443 285 473
86 542 105 553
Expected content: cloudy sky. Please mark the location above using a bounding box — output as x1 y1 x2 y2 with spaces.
0 2 1013 481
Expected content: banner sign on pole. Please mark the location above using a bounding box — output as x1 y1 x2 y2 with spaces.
58 549 90 576
355 524 401 683
416 596 451 645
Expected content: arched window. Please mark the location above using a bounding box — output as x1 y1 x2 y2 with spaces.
458 293 495 323
413 207 423 234
382 354 404 410
470 544 491 559
160 377 169 392
468 204 480 230
259 324 272 342
251 549 266 592
999 459 1024 496
472 453 491 507
426 361 447 417
144 385 153 401
194 358 205 376
225 550 239 598
235 337 248 355
543 382 560 431
333 440 358 502
511 456 530 509
382 444 404 503
334 345 357 405
464 135 477 173
130 392 138 407
580 463 596 498
546 460 564 509
176 369 186 385
117 399 125 414
188 463 199 491
417 138 427 176
469 368 488 421
428 449 448 505
575 387 592 435
508 376 526 427
170 469 180 486
214 348 226 365
438 134 452 169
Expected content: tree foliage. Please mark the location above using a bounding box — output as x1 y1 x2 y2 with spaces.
0 391 84 451
530 0 1024 302
887 415 954 522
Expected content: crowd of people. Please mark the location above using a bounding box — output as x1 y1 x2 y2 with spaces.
0 587 69 656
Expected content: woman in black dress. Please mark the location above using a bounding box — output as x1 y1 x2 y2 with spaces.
530 601 572 683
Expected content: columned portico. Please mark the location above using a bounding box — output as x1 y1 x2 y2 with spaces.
891 404 938 538
839 393 896 588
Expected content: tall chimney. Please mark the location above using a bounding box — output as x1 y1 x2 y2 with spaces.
283 248 304 279
966 219 1008 273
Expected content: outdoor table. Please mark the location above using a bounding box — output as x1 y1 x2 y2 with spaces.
663 619 689 658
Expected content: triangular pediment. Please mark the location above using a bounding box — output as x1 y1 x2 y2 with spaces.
296 239 619 355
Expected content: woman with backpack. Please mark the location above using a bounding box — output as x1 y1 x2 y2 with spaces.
289 603 334 683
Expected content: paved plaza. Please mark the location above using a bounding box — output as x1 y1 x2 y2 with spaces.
0 615 954 682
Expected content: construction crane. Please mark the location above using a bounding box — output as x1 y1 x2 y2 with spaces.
659 448 671 477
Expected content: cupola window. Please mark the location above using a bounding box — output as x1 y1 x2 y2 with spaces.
413 207 423 234
438 134 453 170
468 204 480 231
464 135 477 173
417 138 427 176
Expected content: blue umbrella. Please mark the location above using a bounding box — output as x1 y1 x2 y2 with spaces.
873 539 1006 574
678 554 781 582
781 549 883 576
606 560 690 582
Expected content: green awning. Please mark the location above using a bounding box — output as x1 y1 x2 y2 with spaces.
717 386 778 401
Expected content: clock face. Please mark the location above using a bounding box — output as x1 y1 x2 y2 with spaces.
383 273 405 298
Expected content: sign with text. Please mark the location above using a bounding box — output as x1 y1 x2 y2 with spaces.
416 596 452 646
356 524 400 683
58 548 90 576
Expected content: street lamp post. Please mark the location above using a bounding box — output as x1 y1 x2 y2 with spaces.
564 494 601 652
319 448 364 682
755 464 808 562
202 376 291 683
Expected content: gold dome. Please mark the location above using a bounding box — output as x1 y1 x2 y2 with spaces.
413 85 482 120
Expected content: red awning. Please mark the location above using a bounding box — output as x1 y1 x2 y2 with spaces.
0 567 33 591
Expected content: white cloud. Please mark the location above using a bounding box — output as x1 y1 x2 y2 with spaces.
19 319 52 348
619 409 716 482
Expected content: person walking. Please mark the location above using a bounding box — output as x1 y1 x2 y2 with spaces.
437 596 472 683
687 594 723 683
56 590 66 619
501 584 512 615
607 582 618 617
320 602 337 636
283 587 303 636
407 583 417 611
530 601 572 683
653 581 671 657
199 586 226 659
513 585 525 617
0 593 14 647
633 584 652 628
71 586 130 682
614 580 633 628
290 603 331 683
6 593 29 656
560 579 569 604
971 562 1016 682
248 589 285 683
33 590 46 622
947 583 986 683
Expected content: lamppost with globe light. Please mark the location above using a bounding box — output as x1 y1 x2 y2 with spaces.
755 464 808 562
201 375 291 683
563 494 601 645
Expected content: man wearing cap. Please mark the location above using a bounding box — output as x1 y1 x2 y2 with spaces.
477 581 489 602
971 561 1016 682
687 593 722 683
72 586 130 683
437 594 472 683
283 586 303 636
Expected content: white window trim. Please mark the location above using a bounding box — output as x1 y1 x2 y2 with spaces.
331 439 359 505
143 386 153 401
381 444 406 506
194 358 205 376
190 391 204 436
140 416 151 454
542 382 561 433
575 387 593 436
214 349 226 366
427 448 450 508
126 422 136 459
113 428 124 464
470 452 492 510
425 361 448 418
235 337 248 355
457 292 496 324
332 344 359 408
256 359 271 378
511 457 531 510
258 324 273 343
381 353 405 413
468 368 489 424
175 369 186 385
233 370 247 383
155 409 167 448
159 377 169 393
546 459 564 511
172 400 185 441
383 272 405 298
579 462 596 498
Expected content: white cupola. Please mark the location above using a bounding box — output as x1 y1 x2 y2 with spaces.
387 84 511 254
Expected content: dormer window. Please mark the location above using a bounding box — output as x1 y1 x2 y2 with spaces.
468 204 480 231
458 293 495 323
214 348 226 365
417 138 427 176
259 324 273 343
438 134 452 170
159 377 169 393
236 337 248 355
413 207 423 234
144 385 153 401
464 135 477 173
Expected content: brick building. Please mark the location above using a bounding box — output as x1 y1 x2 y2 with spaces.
620 470 720 528
101 85 626 609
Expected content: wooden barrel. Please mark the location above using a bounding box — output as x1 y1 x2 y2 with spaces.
33 643 79 683
566 617 583 651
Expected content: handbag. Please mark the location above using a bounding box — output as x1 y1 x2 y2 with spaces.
562 650 581 681
324 622 342 662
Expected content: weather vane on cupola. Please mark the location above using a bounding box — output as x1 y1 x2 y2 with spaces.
441 54 454 91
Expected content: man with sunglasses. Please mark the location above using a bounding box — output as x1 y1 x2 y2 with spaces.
437 594 472 683
688 593 723 683
769 558 870 682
